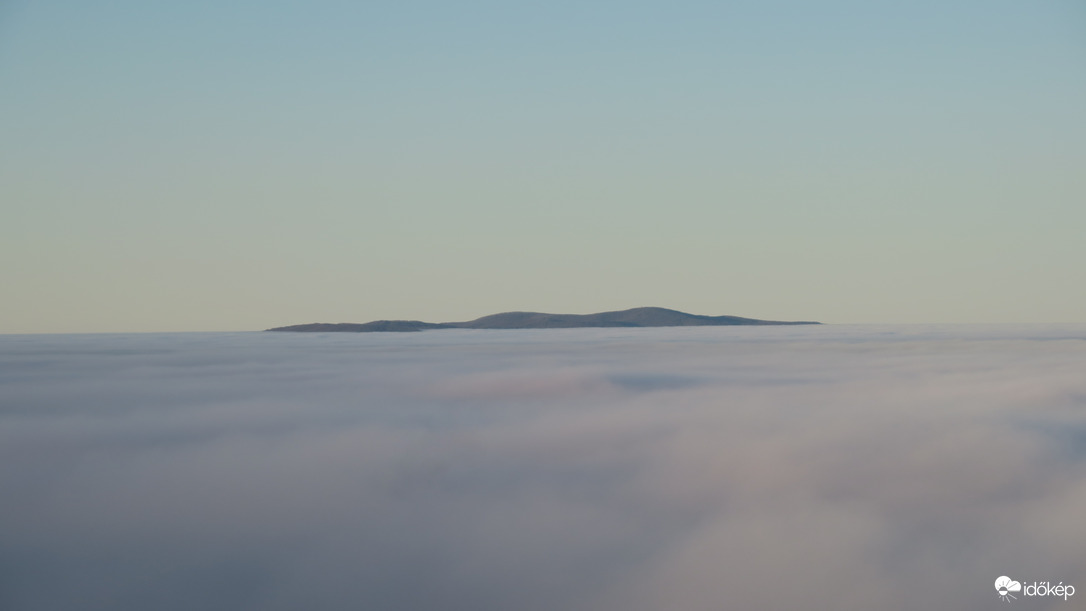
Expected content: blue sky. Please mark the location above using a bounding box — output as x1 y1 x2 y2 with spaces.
2 1 1084 331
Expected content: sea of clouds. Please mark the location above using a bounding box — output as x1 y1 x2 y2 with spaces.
1 325 1085 611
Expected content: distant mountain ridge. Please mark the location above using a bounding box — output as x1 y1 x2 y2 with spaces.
266 307 820 332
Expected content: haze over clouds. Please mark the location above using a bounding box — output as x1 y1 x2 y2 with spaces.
2 1 1084 332
2 326 1085 610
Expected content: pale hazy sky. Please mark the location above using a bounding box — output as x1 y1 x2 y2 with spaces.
2 1 1084 332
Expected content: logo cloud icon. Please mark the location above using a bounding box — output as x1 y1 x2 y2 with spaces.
996 576 1022 602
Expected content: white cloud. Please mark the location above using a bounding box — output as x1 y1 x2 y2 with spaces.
1 325 1084 610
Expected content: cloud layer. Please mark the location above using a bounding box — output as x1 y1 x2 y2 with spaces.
2 325 1085 610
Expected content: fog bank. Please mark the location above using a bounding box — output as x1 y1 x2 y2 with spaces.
2 325 1084 610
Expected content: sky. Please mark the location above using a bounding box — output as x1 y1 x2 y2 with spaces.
2 326 1085 609
2 0 1084 332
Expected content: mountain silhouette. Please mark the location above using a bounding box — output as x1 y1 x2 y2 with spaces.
266 307 820 332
